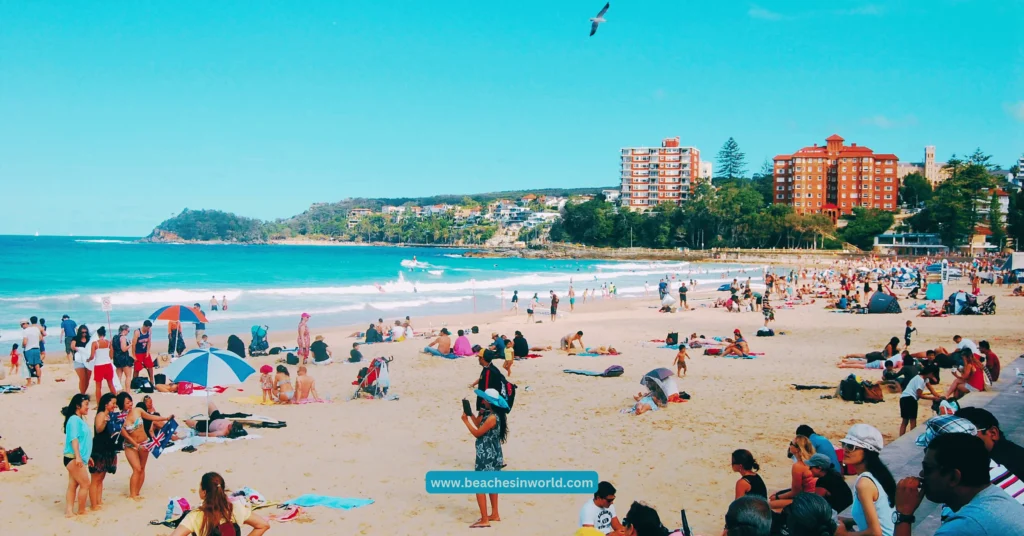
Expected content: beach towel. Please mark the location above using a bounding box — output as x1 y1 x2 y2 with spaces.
575 353 601 357
563 365 624 377
269 506 303 522
283 495 374 510
141 418 178 458
162 434 262 454
722 354 757 359
658 344 680 350
0 385 24 394
792 385 834 390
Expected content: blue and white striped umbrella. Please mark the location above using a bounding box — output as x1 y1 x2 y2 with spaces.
163 347 255 387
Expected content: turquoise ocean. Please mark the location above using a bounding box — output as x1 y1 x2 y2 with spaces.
0 235 764 344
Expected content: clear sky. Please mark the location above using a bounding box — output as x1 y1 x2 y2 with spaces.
1 1 1022 236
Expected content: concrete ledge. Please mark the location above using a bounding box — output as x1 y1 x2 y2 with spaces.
842 358 1024 534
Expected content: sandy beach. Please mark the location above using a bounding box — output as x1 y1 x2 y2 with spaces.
1 279 1020 535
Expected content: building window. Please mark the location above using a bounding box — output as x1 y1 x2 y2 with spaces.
885 204 892 209
841 193 847 198
817 193 822 198
884 186 893 191
842 166 847 172
885 194 892 200
842 202 847 207
875 195 880 200
776 194 783 200
795 202 802 207
885 177 893 182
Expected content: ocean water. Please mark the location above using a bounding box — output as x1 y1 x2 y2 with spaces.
0 235 765 344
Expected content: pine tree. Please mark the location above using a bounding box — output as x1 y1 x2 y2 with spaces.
716 137 747 181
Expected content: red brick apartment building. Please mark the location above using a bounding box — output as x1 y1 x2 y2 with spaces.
773 134 900 221
620 137 702 211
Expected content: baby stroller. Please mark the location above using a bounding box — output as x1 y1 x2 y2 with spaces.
979 295 996 315
249 325 270 357
352 356 392 399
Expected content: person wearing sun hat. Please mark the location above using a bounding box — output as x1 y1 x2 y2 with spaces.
462 387 509 529
838 423 897 536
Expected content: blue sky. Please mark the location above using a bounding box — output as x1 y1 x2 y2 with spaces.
1 0 1021 236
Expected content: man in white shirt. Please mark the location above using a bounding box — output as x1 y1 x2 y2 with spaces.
579 481 624 534
20 317 43 385
952 335 979 356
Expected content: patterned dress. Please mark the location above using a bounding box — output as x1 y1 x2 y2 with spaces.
297 320 311 360
474 409 504 472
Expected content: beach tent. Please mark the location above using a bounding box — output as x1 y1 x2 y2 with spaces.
946 291 976 315
867 293 901 314
1003 253 1024 271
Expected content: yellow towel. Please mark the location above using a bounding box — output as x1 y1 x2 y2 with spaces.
229 395 275 406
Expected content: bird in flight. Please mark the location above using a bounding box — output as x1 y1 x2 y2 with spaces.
589 3 610 36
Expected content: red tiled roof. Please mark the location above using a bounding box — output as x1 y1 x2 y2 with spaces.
995 189 1010 196
872 154 898 159
839 146 875 154
826 134 845 142
774 155 793 161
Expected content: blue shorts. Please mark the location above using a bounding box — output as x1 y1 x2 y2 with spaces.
24 348 42 366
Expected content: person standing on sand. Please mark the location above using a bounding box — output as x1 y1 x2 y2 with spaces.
297 313 311 365
569 285 576 311
21 317 43 385
221 295 228 311
192 303 206 344
678 282 690 310
510 290 519 315
61 393 92 518
89 393 118 511
132 320 155 386
117 391 172 500
462 387 508 529
61 314 77 364
112 324 134 390
550 290 559 321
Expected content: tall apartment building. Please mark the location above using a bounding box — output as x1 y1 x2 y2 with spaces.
773 134 899 221
620 137 701 210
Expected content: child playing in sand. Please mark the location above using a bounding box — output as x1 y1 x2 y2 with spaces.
8 344 17 377
904 320 917 348
260 365 274 404
673 346 688 377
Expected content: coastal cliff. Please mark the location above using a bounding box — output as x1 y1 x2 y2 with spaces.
144 209 267 243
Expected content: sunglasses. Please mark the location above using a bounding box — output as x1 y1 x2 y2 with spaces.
841 443 859 451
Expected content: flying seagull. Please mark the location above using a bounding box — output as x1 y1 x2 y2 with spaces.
589 3 609 36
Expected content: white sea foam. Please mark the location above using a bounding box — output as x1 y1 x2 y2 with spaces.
0 294 81 302
75 239 133 244
88 289 246 306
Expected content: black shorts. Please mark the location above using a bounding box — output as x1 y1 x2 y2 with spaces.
550 306 557 314
679 294 687 302
900 396 919 420
865 351 885 362
193 410 225 433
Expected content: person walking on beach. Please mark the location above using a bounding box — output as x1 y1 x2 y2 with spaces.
678 282 690 310
61 314 77 364
510 290 519 315
904 320 916 349
20 317 43 385
461 387 508 529
61 393 92 518
549 291 559 321
297 313 311 365
568 285 576 312
192 303 206 344
131 320 155 386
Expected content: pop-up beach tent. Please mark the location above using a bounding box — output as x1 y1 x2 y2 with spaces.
867 293 902 314
1003 253 1024 271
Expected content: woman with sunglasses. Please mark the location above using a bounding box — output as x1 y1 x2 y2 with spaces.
838 424 895 536
769 436 816 511
70 325 93 395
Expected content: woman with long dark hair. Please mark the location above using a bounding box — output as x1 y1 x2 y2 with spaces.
169 472 269 536
787 493 838 536
839 424 895 536
70 325 93 395
731 449 767 499
90 392 118 509
462 388 509 528
117 391 171 500
61 393 92 517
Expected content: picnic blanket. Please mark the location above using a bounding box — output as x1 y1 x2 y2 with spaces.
283 494 374 510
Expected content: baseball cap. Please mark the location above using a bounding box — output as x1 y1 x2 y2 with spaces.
806 453 833 470
19 318 29 325
733 329 741 333
841 423 884 453
301 312 310 318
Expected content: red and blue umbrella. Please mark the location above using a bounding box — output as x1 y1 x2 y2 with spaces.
148 305 209 323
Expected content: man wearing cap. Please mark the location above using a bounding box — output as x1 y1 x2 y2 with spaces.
806 453 853 514
60 314 77 364
20 318 43 385
894 434 1024 535
956 407 1024 480
797 425 842 472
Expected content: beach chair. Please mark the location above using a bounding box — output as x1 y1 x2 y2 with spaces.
352 357 392 399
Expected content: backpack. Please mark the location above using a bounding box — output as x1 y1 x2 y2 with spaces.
704 348 722 356
665 332 679 346
602 365 624 377
6 447 27 465
839 375 864 402
286 352 299 365
756 328 775 337
131 377 154 393
483 367 518 413
861 382 884 403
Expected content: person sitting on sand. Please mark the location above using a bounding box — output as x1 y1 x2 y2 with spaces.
769 436 817 511
365 324 383 344
423 328 454 357
722 329 749 357
731 449 768 499
294 366 321 403
274 365 294 403
839 337 900 364
168 472 270 536
579 481 624 534
453 329 474 356
310 335 332 365
561 331 585 351
349 343 363 363
945 349 985 400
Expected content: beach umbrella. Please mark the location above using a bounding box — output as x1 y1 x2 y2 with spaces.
643 367 675 381
641 376 669 404
163 347 254 440
148 305 209 324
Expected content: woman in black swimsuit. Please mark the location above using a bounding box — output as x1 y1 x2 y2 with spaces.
731 449 768 499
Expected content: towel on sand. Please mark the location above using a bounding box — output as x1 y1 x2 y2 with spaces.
162 434 262 454
284 494 374 510
722 354 757 359
563 366 623 377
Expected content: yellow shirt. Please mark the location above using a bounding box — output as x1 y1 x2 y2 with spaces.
179 500 251 536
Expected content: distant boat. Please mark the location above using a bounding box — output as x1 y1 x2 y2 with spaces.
34 231 39 237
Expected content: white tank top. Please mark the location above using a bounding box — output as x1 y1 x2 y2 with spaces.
91 340 112 366
73 338 93 368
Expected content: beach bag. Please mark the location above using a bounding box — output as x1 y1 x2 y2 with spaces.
286 352 299 365
155 373 166 385
602 365 624 377
862 382 884 403
269 347 281 355
756 328 775 337
131 377 154 393
665 332 679 346
6 447 27 465
177 382 195 395
471 326 479 334
500 380 518 412
704 348 722 356
164 497 191 524
839 375 864 402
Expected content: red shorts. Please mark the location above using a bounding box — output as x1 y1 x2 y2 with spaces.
94 363 114 383
134 353 154 372
10 354 17 365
